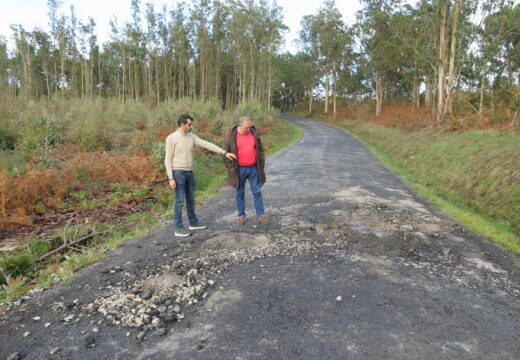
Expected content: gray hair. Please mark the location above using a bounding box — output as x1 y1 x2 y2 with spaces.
237 116 251 125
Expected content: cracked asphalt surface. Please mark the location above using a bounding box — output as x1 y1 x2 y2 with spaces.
2 114 520 359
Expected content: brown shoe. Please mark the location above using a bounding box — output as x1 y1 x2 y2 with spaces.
238 216 246 225
258 216 269 225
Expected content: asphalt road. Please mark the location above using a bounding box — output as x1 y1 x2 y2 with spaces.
2 114 520 360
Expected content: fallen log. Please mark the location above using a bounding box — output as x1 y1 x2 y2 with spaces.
34 220 138 262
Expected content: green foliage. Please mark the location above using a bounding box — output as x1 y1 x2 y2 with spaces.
0 277 29 302
0 252 36 278
511 94 520 113
17 115 62 153
151 142 166 176
131 186 150 198
69 117 113 151
155 98 223 127
0 127 16 151
210 118 224 137
27 239 51 256
235 100 277 125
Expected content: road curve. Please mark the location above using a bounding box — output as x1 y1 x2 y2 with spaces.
2 114 520 359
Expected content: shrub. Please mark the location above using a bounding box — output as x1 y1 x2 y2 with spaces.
128 130 154 154
151 142 166 176
27 239 51 256
0 128 16 151
0 252 36 278
154 98 223 127
69 117 113 151
17 115 62 153
234 99 277 125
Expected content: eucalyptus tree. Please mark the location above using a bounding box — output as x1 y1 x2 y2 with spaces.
390 1 436 108
271 52 313 110
432 0 479 120
299 0 348 116
0 0 288 107
227 0 286 107
357 0 402 116
0 37 10 101
480 2 520 88
191 0 211 100
210 0 230 102
171 2 192 99
32 29 54 100
298 15 321 112
10 25 35 100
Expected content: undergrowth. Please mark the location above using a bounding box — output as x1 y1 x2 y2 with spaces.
0 104 299 303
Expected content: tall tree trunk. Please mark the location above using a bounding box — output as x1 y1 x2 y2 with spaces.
249 43 254 101
199 26 206 100
375 74 383 117
214 46 220 100
179 57 185 98
424 78 431 108
324 71 330 114
308 87 313 113
446 0 459 116
267 56 272 109
436 0 448 121
333 68 337 119
478 69 486 119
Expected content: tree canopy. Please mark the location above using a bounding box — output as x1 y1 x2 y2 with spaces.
0 0 519 121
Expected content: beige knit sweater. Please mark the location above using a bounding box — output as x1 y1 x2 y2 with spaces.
164 130 226 180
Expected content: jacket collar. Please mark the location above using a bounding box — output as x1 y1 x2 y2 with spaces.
233 125 258 137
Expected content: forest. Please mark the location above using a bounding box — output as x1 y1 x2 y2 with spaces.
0 0 518 122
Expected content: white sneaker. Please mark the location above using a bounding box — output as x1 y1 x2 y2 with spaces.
175 228 191 237
189 223 208 230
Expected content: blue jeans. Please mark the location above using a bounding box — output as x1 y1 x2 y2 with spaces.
237 165 265 217
173 170 198 229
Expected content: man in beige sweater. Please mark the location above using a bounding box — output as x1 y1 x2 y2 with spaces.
165 114 236 237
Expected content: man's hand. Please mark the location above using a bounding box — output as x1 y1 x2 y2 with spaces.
225 152 237 160
169 179 176 190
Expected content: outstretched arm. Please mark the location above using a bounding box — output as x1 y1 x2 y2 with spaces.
194 134 236 159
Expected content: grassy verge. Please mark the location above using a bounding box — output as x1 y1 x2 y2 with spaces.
0 117 302 303
294 112 520 254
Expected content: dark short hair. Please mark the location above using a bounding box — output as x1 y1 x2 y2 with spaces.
177 114 194 126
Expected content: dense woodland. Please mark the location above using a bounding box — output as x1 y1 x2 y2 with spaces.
0 0 287 108
0 0 518 123
285 0 520 124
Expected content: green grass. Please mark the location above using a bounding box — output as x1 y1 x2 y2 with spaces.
263 120 304 156
312 117 520 254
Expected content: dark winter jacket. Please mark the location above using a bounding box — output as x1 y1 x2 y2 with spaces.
222 126 266 188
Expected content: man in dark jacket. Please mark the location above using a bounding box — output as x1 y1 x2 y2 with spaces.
223 116 268 225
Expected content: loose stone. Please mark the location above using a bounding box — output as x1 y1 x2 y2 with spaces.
7 352 22 360
154 328 167 336
84 335 96 348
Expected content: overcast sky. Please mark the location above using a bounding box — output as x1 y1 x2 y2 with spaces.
0 0 363 53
